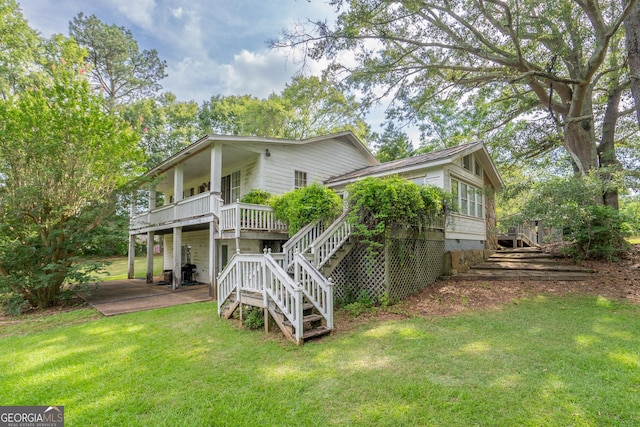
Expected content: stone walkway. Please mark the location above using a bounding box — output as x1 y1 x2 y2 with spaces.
453 248 595 281
77 279 212 316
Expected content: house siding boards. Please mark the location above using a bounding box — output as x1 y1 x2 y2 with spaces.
164 230 210 283
259 138 376 195
325 143 501 248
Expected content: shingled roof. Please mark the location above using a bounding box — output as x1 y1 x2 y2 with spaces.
325 141 494 185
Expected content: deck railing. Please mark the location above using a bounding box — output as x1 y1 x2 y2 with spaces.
282 220 327 270
294 253 334 330
264 253 304 344
310 210 352 269
217 250 304 344
131 192 222 231
216 253 264 316
425 212 446 230
219 203 287 237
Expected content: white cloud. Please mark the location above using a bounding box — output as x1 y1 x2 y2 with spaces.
108 0 157 31
169 6 183 19
163 46 327 103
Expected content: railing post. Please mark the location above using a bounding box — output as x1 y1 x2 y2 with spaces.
262 248 268 309
235 203 242 238
217 271 223 317
293 250 300 285
295 286 304 345
326 278 334 330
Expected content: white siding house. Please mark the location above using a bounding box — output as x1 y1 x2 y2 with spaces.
324 142 503 252
129 132 502 292
128 131 378 290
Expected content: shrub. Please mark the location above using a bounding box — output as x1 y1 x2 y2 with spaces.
240 189 272 205
566 204 629 260
516 173 630 261
346 176 453 257
243 307 265 330
270 183 342 234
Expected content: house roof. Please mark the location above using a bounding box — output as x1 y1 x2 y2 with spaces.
324 142 504 189
145 130 378 177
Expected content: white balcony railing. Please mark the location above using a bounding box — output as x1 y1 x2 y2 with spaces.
219 203 287 237
130 192 221 232
130 196 286 237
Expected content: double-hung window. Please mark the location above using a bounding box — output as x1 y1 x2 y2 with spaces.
294 170 307 189
451 178 484 218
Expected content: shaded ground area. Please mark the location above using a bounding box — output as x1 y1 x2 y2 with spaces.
77 279 212 316
334 244 640 331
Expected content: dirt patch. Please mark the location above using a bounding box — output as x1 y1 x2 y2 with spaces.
334 244 640 332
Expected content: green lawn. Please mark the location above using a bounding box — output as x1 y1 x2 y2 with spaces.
94 256 164 281
1 296 639 426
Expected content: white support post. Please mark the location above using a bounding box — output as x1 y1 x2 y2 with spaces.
128 191 137 280
173 226 182 290
148 188 156 211
326 278 334 330
208 220 217 298
174 164 184 203
146 231 155 283
127 234 136 280
210 143 222 195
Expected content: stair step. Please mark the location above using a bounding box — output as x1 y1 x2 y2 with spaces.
303 326 331 341
283 313 324 327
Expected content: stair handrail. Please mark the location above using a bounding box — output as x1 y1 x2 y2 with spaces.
294 253 334 330
217 253 265 316
217 253 240 316
263 252 304 344
309 210 352 269
282 219 327 270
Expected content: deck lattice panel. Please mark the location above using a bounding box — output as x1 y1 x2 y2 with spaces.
330 244 386 303
331 238 444 304
387 239 445 301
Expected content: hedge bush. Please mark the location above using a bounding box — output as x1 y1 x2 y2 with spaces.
270 183 342 235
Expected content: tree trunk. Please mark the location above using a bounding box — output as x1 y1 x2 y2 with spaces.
625 0 640 126
562 85 599 177
563 118 599 176
599 80 625 210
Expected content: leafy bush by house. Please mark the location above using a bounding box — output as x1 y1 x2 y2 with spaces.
270 183 342 234
240 189 272 205
346 176 453 257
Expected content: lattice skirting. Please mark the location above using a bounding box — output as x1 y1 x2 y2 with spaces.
331 238 445 304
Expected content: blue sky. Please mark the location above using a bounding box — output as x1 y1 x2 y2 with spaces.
19 0 336 103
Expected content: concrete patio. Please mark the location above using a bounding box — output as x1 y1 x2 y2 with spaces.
77 278 212 316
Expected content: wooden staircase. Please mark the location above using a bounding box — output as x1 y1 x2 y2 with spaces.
319 239 355 277
269 301 331 343
217 212 353 345
220 292 331 343
453 247 595 281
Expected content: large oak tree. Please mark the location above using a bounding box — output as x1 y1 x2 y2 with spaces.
279 0 639 206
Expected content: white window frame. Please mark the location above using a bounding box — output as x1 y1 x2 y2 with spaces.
451 177 484 219
294 170 307 189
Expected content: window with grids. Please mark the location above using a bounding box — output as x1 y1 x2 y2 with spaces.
221 170 241 204
451 178 483 218
294 170 307 189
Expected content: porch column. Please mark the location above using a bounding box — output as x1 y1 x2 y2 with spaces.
208 220 217 299
172 226 182 290
127 234 136 279
127 194 136 279
210 143 222 194
148 188 156 210
174 164 184 203
146 231 155 283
